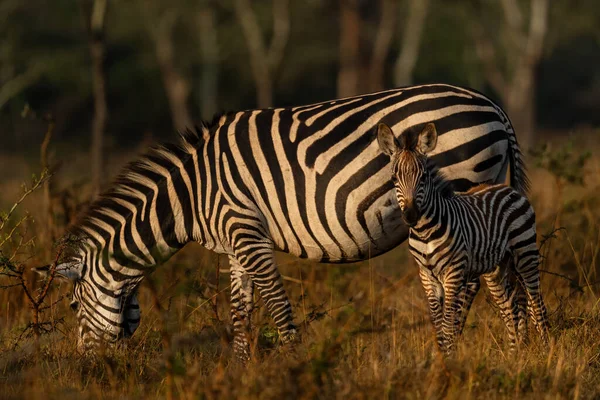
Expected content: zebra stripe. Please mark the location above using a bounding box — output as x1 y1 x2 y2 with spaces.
377 122 548 353
39 83 529 358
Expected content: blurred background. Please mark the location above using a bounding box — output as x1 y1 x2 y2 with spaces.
2 0 600 160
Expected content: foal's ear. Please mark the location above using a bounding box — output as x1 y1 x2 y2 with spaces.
377 123 400 157
34 262 81 282
417 123 438 154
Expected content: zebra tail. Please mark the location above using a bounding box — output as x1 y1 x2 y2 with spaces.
506 123 531 196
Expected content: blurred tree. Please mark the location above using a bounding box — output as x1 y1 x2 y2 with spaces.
470 0 549 148
143 3 193 132
394 0 429 87
536 0 600 129
337 0 361 97
368 0 396 92
82 0 109 196
339 0 431 96
198 5 219 120
1 0 599 157
0 1 44 112
233 0 290 108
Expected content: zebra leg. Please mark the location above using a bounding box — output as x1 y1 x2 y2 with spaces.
229 256 255 361
513 272 529 346
482 265 520 351
455 277 481 338
440 275 470 354
514 251 550 344
419 267 446 352
231 235 297 348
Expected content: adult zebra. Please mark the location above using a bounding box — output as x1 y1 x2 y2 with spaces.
37 83 529 359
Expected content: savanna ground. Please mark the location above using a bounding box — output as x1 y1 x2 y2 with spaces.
1 128 600 399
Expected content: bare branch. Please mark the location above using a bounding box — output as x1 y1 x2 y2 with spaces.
394 0 430 87
0 66 44 110
34 243 67 308
0 171 50 232
470 19 508 98
0 215 28 249
234 0 286 107
500 0 524 32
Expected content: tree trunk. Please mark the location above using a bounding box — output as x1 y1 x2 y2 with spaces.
471 0 548 149
368 0 396 92
89 0 108 196
153 10 193 132
234 0 290 108
506 0 548 148
505 70 535 149
394 0 430 87
198 6 219 120
337 0 361 98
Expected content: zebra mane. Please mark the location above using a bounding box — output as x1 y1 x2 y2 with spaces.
70 130 212 243
178 111 229 150
426 159 456 198
70 111 235 242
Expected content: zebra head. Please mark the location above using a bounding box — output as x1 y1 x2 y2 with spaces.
35 259 141 352
377 122 438 227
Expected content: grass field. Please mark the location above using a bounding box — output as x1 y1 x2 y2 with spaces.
1 132 600 399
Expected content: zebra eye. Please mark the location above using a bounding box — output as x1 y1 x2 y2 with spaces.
70 301 80 311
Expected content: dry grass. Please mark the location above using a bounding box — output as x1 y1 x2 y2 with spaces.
1 132 600 399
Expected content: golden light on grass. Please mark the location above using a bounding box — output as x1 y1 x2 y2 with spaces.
1 132 600 399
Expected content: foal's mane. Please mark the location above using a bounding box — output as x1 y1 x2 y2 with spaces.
425 158 456 198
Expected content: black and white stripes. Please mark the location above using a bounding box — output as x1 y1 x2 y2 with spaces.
377 121 549 353
39 83 530 358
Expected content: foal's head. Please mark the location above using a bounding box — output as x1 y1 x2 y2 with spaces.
377 123 439 227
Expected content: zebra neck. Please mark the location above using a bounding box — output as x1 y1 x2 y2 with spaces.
412 190 452 241
71 144 212 272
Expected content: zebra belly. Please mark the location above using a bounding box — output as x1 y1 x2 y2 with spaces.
268 186 409 263
315 199 409 262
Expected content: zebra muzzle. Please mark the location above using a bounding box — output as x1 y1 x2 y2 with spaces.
402 204 420 227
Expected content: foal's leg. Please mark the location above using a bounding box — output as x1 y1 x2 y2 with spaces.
419 267 446 352
456 276 481 337
483 264 520 351
514 249 550 344
440 264 470 354
512 271 529 345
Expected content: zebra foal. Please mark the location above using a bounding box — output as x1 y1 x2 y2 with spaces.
377 122 549 353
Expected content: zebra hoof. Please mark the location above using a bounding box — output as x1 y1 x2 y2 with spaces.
233 337 251 363
280 328 298 345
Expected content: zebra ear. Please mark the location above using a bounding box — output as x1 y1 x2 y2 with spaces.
377 123 400 157
34 262 81 282
417 123 438 154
